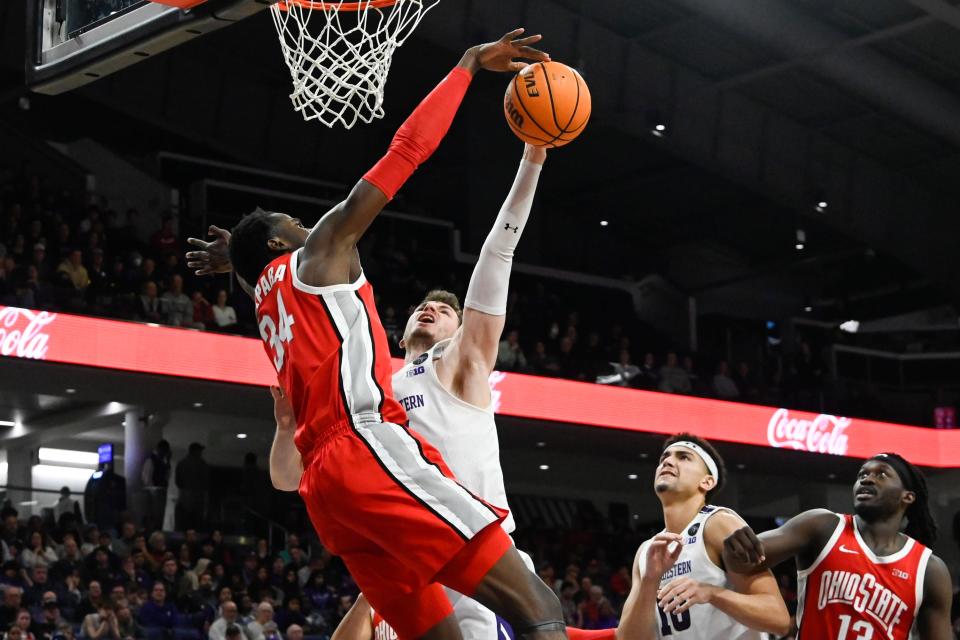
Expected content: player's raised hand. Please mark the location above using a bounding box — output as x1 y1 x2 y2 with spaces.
658 577 718 614
722 525 766 571
186 225 232 276
523 143 547 166
643 532 683 581
270 385 296 433
462 28 550 74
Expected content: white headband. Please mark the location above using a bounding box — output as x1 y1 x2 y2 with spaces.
669 441 720 482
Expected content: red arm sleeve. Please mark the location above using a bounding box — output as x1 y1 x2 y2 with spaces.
362 66 473 200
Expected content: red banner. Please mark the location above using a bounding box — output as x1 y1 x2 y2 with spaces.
3 306 959 467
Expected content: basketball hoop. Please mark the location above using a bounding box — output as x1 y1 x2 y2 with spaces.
270 0 439 128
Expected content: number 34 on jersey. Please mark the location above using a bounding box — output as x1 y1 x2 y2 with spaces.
260 290 295 371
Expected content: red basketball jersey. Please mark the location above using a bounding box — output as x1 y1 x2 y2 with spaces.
797 514 931 640
254 249 407 455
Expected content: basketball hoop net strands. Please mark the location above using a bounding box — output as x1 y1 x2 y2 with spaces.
270 0 439 128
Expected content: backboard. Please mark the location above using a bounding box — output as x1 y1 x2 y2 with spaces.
26 0 272 94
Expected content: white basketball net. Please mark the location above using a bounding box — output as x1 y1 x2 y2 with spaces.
270 0 440 129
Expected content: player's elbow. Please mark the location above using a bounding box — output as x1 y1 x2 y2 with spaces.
270 471 301 492
764 604 791 636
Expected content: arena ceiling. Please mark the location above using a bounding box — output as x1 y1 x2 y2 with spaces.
2 0 960 323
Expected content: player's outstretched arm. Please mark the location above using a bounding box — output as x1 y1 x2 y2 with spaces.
658 511 790 636
297 30 549 287
442 144 546 391
330 593 373 640
617 533 682 640
722 508 838 574
269 385 303 491
915 555 953 640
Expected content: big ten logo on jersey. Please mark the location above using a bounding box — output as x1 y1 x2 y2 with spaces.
405 365 425 378
818 569 909 638
254 264 287 306
259 290 295 372
686 522 701 545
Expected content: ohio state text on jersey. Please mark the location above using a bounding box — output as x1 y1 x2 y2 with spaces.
796 514 931 640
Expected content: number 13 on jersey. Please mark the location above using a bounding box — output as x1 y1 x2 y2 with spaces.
260 291 295 371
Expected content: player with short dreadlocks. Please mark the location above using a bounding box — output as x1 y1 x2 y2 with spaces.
722 453 952 639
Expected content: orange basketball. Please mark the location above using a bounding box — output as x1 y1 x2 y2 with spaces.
503 61 591 148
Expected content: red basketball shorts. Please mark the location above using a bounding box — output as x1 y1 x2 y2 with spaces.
298 419 511 639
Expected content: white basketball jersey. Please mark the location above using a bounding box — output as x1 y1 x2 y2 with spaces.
393 339 515 533
637 506 763 640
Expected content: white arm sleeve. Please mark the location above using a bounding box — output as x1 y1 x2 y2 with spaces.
463 159 542 315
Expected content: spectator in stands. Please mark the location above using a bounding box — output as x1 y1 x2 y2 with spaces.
576 585 616 629
210 291 237 331
556 336 581 380
137 582 176 630
209 601 246 640
33 592 65 639
712 360 740 399
174 444 209 532
138 282 162 323
23 565 51 607
638 352 658 389
285 624 303 640
0 586 22 628
141 440 171 532
115 601 140 640
557 581 577 627
57 249 90 292
596 350 639 387
161 275 200 329
245 602 274 640
658 351 691 394
151 217 178 257
110 523 136 562
20 534 56 571
497 329 527 372
137 259 157 291
75 581 104 622
156 559 189 606
274 596 305 634
733 361 759 402
81 602 120 640
529 341 559 376
30 244 53 284
52 489 82 528
14 609 35 640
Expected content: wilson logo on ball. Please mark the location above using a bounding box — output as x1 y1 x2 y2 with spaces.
504 98 524 128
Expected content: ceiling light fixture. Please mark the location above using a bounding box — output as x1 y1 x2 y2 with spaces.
795 228 806 251
237 433 248 439
538 464 549 471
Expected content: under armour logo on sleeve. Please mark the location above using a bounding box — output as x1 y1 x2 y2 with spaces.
504 223 520 233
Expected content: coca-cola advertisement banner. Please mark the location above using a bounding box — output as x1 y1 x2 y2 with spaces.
3 306 959 467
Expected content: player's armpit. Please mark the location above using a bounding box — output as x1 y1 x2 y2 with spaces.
915 555 953 640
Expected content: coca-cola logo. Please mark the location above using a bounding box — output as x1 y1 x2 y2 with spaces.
0 307 56 359
767 408 850 455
